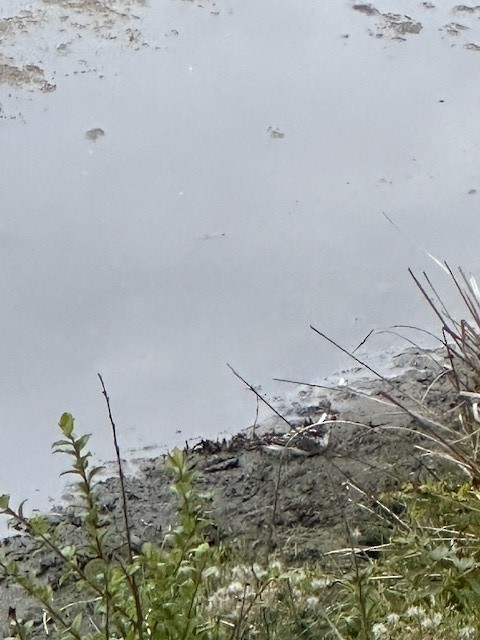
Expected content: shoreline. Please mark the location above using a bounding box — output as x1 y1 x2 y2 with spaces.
0 345 458 630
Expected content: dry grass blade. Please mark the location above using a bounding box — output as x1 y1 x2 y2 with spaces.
227 363 301 551
408 268 460 342
311 266 480 487
310 325 441 416
227 363 296 432
446 263 480 330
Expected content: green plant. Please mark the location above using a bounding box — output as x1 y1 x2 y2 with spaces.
0 413 218 640
5 266 480 640
378 481 480 610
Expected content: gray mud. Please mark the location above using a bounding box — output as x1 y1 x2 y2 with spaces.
353 3 423 39
0 0 149 102
0 348 463 631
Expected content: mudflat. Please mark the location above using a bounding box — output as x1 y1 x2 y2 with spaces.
0 347 461 631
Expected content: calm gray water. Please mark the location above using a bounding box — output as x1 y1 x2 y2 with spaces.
1 0 480 509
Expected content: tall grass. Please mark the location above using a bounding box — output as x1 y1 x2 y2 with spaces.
2 266 480 639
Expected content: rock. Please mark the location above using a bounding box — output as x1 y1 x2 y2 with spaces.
204 457 239 473
85 127 105 141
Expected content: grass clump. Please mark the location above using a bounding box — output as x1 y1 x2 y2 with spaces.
0 413 218 639
3 265 480 639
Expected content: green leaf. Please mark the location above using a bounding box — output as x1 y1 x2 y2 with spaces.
167 448 186 471
0 494 10 510
452 556 475 571
60 545 76 560
77 481 89 495
59 413 74 438
194 542 211 557
466 576 480 596
87 466 104 483
60 469 83 478
17 500 28 520
70 612 82 634
123 563 140 577
75 434 91 452
52 440 75 455
429 544 449 561
202 566 218 579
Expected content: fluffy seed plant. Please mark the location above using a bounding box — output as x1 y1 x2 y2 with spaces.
4 266 480 640
311 265 480 640
0 405 219 639
240 264 480 640
374 267 480 638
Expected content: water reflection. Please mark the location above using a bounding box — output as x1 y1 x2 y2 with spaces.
0 0 479 510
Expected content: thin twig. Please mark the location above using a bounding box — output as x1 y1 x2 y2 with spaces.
309 325 437 415
408 269 460 343
227 364 295 551
272 377 336 391
389 324 445 344
97 373 144 640
227 364 295 431
98 374 134 560
352 329 374 354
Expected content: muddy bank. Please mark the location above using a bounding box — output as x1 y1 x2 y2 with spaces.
0 347 463 630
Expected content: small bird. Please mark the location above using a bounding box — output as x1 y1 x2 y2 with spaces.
263 410 334 457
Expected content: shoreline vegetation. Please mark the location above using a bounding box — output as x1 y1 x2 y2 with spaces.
1 267 480 639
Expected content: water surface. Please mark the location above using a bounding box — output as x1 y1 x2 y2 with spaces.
0 0 480 508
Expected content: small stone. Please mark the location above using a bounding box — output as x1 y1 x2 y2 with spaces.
85 127 105 142
268 126 285 139
204 457 239 473
353 4 379 16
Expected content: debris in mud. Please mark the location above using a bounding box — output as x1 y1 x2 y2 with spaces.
464 42 480 50
261 411 334 458
0 0 151 93
0 10 40 37
453 5 480 13
0 63 55 92
125 27 146 47
42 0 143 18
55 42 69 54
467 188 477 195
85 127 105 141
442 22 469 35
268 126 285 139
352 4 379 16
0 346 469 626
353 4 423 39
192 407 336 460
81 348 463 567
204 456 239 473
422 1 435 7
180 0 220 8
199 232 227 241
376 13 423 38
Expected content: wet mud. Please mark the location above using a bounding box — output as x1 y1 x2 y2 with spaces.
0 0 148 103
0 348 464 630
0 62 55 91
353 3 423 39
351 2 480 45
1 0 479 631
0 0 476 101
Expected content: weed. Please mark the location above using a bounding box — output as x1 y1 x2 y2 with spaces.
0 412 218 639
2 266 480 639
